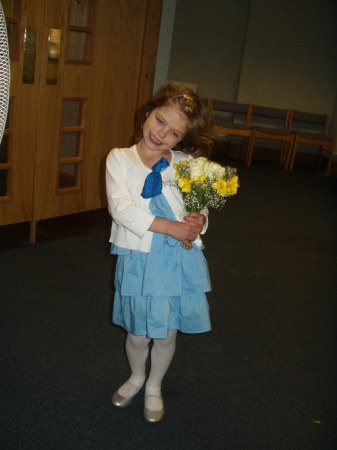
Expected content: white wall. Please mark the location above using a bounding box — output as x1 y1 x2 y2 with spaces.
160 0 337 138
167 0 250 100
153 0 177 94
237 0 337 117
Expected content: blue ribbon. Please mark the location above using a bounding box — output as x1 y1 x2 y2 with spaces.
141 157 169 199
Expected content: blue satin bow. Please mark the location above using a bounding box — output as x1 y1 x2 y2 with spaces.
141 157 169 199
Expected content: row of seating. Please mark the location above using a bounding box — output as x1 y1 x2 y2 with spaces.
205 100 336 176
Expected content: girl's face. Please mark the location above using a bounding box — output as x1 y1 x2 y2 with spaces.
141 104 188 153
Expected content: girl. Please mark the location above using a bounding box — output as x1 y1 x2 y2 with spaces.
106 82 213 423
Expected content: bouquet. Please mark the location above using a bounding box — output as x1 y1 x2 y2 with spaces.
170 157 239 247
173 157 239 211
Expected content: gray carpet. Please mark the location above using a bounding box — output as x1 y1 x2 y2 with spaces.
1 161 337 449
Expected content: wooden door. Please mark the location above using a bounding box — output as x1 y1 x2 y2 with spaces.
0 0 162 242
1 0 43 230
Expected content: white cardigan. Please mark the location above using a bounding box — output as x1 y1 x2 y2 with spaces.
105 145 208 252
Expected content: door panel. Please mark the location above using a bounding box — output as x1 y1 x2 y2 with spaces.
33 0 87 223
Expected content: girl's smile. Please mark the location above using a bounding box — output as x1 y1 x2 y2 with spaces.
148 134 162 146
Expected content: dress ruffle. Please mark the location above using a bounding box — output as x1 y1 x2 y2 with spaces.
111 194 211 338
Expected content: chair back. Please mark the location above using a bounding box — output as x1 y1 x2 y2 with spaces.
250 105 291 130
290 110 329 134
209 100 252 128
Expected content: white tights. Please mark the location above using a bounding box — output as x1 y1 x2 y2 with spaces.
117 330 177 409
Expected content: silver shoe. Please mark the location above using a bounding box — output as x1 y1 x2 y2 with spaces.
144 394 164 423
112 380 144 408
112 390 133 408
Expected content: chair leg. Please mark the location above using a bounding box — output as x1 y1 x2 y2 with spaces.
279 142 285 165
240 137 249 161
245 131 254 166
284 140 293 171
279 142 289 166
287 139 298 171
325 148 334 176
316 147 324 170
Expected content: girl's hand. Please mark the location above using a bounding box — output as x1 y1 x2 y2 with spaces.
183 212 206 235
167 221 197 248
149 217 198 248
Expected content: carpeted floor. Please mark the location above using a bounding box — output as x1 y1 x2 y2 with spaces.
1 160 337 449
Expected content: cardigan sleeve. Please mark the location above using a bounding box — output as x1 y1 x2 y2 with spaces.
106 149 156 239
200 208 209 234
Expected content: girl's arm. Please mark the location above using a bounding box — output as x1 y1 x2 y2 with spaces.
106 150 156 238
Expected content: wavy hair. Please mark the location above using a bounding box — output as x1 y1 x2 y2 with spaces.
137 82 213 157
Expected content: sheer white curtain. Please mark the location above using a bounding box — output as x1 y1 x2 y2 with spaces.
0 3 10 143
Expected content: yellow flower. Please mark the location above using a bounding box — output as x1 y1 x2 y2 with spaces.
193 175 206 183
173 163 178 170
212 179 227 196
178 177 192 193
226 175 239 195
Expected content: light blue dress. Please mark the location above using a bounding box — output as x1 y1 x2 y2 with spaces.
111 193 212 339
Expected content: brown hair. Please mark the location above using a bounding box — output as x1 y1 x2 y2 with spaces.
137 82 213 157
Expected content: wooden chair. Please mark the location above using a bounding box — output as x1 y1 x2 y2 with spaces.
245 105 294 167
285 110 336 176
207 100 253 160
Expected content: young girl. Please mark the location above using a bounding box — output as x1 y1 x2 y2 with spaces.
106 82 213 423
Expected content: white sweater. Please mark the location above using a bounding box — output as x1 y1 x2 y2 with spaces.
105 145 207 252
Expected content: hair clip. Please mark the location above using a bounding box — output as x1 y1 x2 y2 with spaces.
173 94 194 103
182 94 193 101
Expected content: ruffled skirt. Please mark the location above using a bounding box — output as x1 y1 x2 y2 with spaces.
111 194 211 338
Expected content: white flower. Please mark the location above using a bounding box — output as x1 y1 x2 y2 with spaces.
189 157 226 181
205 161 226 180
189 157 207 178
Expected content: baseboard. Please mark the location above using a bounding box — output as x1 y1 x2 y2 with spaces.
0 208 111 250
213 142 337 174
